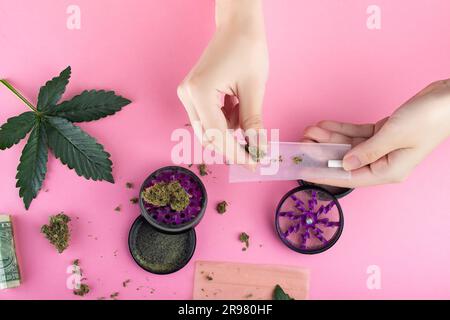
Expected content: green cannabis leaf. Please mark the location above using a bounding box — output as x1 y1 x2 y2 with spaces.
37 66 71 111
16 120 48 209
0 112 35 150
0 66 131 209
48 90 131 122
273 285 294 300
45 117 114 182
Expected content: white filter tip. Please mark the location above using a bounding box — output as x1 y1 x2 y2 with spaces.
328 160 343 168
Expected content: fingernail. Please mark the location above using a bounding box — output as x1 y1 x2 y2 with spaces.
343 155 361 171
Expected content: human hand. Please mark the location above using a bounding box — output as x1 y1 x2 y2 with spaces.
177 0 268 165
302 79 450 187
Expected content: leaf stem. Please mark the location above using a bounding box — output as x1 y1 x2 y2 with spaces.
0 79 39 113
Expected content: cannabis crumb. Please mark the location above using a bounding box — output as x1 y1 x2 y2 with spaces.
197 164 208 176
130 197 139 204
216 201 228 214
72 259 90 297
292 156 303 164
40 213 71 253
110 292 119 300
206 275 213 281
126 182 134 189
239 232 250 250
114 205 121 212
73 283 90 297
122 279 131 288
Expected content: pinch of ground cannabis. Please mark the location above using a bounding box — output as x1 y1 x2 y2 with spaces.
292 156 303 164
40 213 71 253
239 232 250 250
130 197 139 204
216 201 228 214
141 181 190 212
197 164 208 176
245 144 266 162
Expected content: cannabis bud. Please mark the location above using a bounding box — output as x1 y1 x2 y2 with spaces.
197 164 208 176
239 232 250 250
40 213 71 253
141 181 190 212
216 201 228 214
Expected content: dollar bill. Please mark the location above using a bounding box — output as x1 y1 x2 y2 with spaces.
0 215 21 289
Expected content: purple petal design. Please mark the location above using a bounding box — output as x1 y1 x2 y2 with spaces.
323 201 336 214
313 228 327 243
300 230 310 249
315 205 325 216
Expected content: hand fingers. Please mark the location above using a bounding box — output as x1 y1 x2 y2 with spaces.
178 81 256 167
306 147 416 188
222 95 240 129
303 126 367 146
317 121 375 138
238 81 267 155
177 83 205 144
304 126 352 144
342 120 399 171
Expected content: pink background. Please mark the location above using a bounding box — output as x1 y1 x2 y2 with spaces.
1 0 450 300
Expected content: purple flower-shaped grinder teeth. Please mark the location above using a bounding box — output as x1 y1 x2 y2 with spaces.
275 186 344 254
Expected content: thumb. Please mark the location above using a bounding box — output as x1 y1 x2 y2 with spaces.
343 126 398 171
238 83 267 157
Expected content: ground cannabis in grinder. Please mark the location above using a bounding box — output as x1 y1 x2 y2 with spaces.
40 213 71 253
